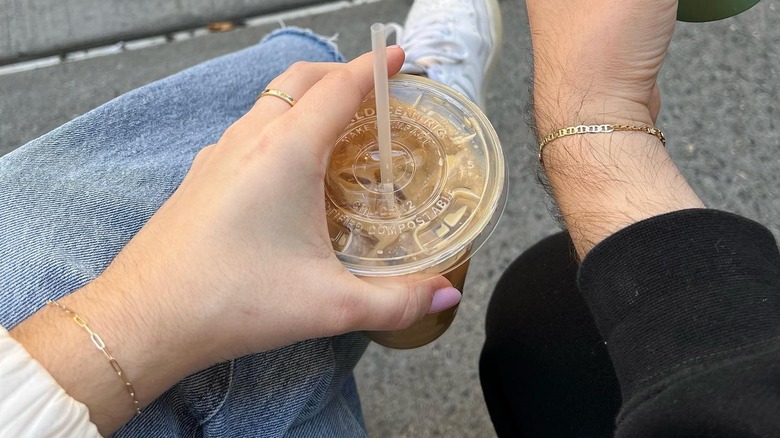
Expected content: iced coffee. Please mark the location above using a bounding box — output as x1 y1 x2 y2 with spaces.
325 74 505 349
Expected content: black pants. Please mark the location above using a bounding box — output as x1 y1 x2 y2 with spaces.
480 232 622 437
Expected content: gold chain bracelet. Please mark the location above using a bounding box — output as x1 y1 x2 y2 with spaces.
46 299 142 416
538 124 666 165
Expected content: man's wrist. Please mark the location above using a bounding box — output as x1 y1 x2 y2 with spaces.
539 131 704 256
533 92 656 140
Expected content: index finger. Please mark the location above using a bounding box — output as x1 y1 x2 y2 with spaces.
278 47 405 152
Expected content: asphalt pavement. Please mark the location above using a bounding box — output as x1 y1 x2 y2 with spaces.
0 0 340 63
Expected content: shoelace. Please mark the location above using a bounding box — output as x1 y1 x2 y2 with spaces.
385 19 469 74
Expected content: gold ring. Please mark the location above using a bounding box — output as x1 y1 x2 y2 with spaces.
256 88 297 107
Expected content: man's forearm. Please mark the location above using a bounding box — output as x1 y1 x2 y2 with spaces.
525 0 693 257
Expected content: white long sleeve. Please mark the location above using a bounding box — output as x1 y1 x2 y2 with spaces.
0 326 101 438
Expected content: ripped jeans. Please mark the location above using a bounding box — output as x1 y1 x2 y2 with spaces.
0 28 370 438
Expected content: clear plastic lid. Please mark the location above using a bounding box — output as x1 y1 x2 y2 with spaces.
325 75 506 277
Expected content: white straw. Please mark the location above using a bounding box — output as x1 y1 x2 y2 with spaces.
370 23 395 197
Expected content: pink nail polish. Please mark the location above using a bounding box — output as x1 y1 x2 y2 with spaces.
428 287 462 314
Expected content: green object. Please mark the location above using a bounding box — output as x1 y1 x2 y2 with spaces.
678 0 762 22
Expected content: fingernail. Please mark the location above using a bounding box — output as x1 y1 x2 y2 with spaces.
387 44 401 49
428 287 462 314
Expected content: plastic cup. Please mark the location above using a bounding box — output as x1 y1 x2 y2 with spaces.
678 0 761 22
325 74 506 349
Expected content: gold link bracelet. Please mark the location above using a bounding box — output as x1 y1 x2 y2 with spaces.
46 299 143 415
538 124 666 165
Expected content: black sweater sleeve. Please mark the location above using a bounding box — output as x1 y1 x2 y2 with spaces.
577 209 780 437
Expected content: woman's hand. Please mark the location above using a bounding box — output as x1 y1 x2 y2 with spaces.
527 0 678 134
119 48 457 361
11 48 458 435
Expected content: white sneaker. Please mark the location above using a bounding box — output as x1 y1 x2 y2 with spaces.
387 0 502 109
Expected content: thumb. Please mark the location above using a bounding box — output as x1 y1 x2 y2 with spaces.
347 274 461 332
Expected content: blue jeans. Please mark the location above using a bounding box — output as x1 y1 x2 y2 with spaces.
0 29 370 437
